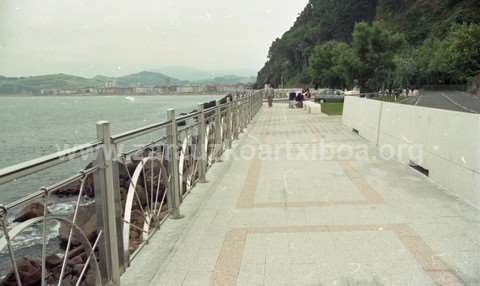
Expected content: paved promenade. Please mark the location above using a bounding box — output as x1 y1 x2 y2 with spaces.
122 104 479 286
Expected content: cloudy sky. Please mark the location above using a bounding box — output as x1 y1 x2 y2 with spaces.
0 0 308 77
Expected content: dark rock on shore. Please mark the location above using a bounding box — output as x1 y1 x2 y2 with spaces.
13 202 46 223
54 175 95 198
45 247 95 285
59 204 97 246
128 209 145 253
1 253 96 286
0 257 41 286
45 254 63 269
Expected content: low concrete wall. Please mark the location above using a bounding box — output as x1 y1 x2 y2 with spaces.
343 97 383 142
303 101 323 114
343 96 480 206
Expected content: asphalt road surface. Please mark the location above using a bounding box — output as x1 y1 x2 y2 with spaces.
404 90 480 113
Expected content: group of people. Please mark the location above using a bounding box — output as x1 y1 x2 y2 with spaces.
264 81 312 109
288 88 311 109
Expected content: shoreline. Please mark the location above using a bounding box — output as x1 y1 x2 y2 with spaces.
0 93 232 98
0 93 231 97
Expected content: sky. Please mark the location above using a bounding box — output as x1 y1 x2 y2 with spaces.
0 0 308 77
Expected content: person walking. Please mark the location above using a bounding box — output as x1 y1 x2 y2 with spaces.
265 81 274 108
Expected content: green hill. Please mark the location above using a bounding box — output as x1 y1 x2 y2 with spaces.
100 71 184 87
0 74 104 94
0 71 183 94
257 0 480 89
376 0 480 44
0 70 254 94
197 75 256 85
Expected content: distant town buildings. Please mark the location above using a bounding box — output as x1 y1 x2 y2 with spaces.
104 81 116 88
39 83 249 96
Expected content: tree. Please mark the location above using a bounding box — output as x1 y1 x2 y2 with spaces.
309 41 351 89
256 0 378 88
350 22 405 92
393 50 419 90
443 23 480 82
412 23 480 86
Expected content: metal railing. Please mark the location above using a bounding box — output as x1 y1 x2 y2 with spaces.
0 92 263 285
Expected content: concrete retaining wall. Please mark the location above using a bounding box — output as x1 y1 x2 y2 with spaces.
303 101 323 114
343 96 480 206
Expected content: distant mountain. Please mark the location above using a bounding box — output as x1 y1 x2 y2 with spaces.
0 71 183 94
0 69 255 94
153 66 257 82
95 71 184 87
197 75 256 85
0 74 104 94
152 67 214 82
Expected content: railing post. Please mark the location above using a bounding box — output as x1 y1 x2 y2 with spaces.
238 97 243 133
197 103 207 183
214 101 223 161
94 121 121 286
166 109 182 219
245 95 249 125
249 94 253 123
259 92 262 111
244 96 249 128
240 97 246 132
232 96 238 140
226 97 233 149
252 93 255 119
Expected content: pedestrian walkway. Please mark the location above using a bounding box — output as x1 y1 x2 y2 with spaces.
122 104 480 286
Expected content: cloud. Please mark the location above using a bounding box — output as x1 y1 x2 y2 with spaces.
0 0 308 77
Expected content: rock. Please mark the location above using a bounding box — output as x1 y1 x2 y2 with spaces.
46 272 58 285
14 202 46 223
130 149 152 166
0 257 41 286
83 175 95 198
131 185 147 210
55 180 82 196
59 204 97 246
68 255 83 266
131 209 144 228
54 162 95 198
68 245 86 258
45 254 63 269
61 275 76 286
2 246 92 286
128 209 145 253
84 268 97 286
72 263 85 275
55 174 95 198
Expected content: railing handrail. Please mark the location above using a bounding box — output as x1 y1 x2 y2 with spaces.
4 165 98 211
0 141 102 185
111 121 172 143
0 97 246 186
111 102 235 143
0 92 283 189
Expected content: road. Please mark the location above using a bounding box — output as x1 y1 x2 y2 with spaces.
404 90 480 113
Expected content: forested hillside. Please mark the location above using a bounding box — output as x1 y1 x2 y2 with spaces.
257 0 480 92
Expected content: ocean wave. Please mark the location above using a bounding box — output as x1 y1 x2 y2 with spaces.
0 200 80 254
